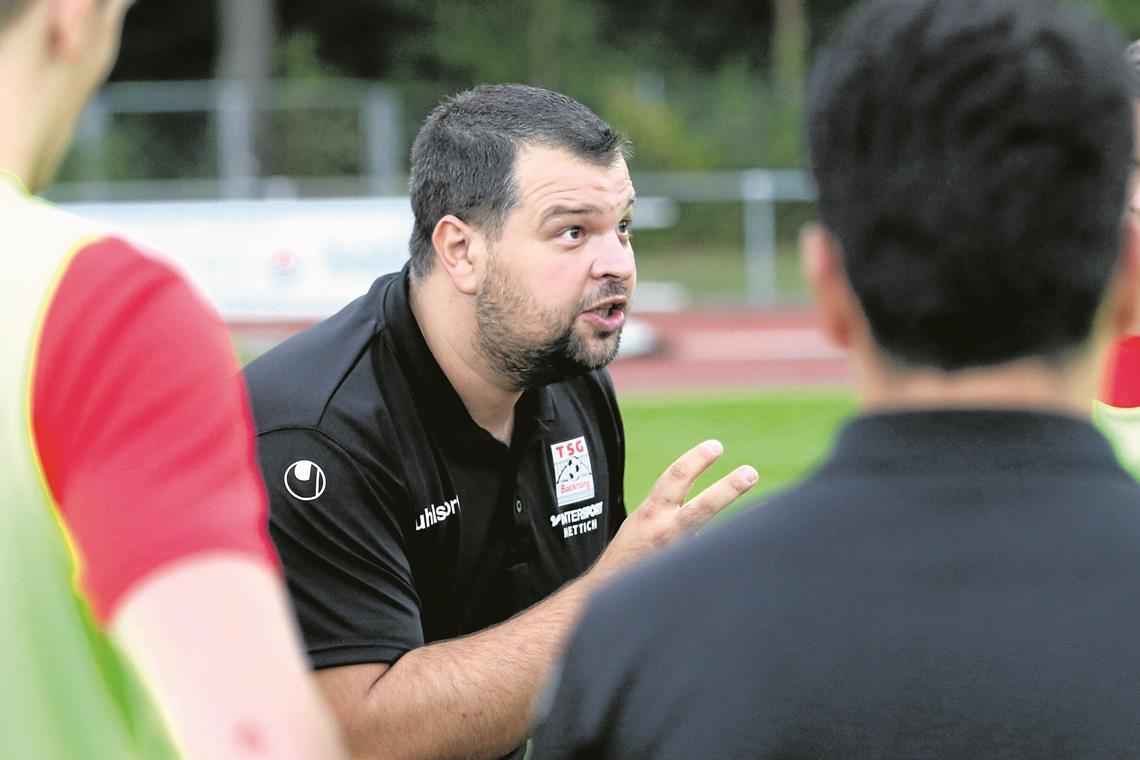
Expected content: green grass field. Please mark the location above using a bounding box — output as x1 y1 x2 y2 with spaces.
619 389 857 518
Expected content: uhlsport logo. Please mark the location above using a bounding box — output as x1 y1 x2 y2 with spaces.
550 436 594 508
415 495 461 531
284 460 326 501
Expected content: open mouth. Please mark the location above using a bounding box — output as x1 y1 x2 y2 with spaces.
592 303 622 318
585 295 628 316
581 298 628 332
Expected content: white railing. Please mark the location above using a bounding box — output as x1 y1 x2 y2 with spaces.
54 81 818 308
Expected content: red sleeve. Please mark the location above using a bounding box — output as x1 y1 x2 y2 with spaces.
32 237 278 624
1101 335 1140 408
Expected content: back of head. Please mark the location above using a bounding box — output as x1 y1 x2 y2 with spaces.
808 0 1135 371
407 83 628 279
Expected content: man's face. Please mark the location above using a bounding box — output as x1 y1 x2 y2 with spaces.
473 145 637 390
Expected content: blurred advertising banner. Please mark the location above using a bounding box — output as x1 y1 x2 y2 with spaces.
63 197 416 322
63 196 678 323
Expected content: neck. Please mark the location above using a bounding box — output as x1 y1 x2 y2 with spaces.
0 71 42 190
855 346 1104 418
0 12 64 192
409 271 522 443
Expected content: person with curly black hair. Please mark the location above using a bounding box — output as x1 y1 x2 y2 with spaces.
533 1 1140 757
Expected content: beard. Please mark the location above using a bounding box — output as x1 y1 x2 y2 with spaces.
475 257 628 391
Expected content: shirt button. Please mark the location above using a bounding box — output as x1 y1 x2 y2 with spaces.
515 499 523 513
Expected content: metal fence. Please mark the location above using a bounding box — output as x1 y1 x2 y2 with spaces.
53 80 818 308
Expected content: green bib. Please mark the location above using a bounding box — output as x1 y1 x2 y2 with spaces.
1093 400 1140 480
0 177 178 759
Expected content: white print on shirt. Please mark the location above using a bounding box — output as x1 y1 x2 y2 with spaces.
284 460 326 501
414 495 461 531
550 500 604 539
550 436 595 508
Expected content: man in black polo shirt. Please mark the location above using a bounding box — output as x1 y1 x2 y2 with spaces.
244 84 758 760
532 2 1140 757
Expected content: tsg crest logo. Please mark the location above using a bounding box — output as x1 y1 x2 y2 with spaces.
550 436 595 508
284 460 326 501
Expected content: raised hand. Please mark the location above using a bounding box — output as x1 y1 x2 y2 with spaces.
591 440 758 581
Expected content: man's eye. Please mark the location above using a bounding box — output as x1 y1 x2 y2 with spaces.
560 226 583 241
617 218 633 235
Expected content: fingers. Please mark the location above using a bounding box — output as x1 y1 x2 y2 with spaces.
594 444 757 581
646 440 725 509
675 465 759 533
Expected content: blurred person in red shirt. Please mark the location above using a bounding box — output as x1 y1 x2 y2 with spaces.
1095 39 1140 475
0 1 344 757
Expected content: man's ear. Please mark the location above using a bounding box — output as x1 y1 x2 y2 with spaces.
430 215 482 295
46 0 98 60
801 223 862 351
1108 215 1140 338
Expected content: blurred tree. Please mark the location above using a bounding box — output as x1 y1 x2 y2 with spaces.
260 32 363 178
277 0 429 78
1077 0 1140 37
110 1 216 80
110 1 1138 92
132 0 1140 180
529 0 568 88
774 0 807 93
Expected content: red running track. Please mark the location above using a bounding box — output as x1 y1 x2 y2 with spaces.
231 308 853 395
608 309 852 394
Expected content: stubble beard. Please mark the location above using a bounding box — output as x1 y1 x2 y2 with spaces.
475 259 627 391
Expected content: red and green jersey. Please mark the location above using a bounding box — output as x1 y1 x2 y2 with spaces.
1 174 277 757
1095 335 1140 478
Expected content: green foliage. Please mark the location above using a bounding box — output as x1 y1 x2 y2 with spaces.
1072 0 1140 37
58 113 214 184
89 0 832 189
667 60 803 169
261 31 363 178
277 30 339 79
383 0 806 174
262 107 362 178
426 1 538 84
596 77 717 171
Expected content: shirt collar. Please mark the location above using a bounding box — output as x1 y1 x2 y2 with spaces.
379 263 555 459
826 408 1117 472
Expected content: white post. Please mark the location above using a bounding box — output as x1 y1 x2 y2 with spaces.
742 170 777 307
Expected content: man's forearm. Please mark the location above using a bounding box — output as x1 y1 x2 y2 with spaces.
113 557 347 760
334 572 601 760
322 442 758 760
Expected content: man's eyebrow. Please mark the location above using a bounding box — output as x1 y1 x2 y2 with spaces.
539 196 637 226
540 206 597 225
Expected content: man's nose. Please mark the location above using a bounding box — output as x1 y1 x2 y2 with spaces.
590 231 635 281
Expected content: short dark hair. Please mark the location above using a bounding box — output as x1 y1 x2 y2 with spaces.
407 84 628 279
807 0 1134 371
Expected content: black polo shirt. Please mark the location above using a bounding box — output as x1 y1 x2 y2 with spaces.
532 410 1140 759
244 264 626 671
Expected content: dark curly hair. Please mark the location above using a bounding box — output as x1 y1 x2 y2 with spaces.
808 0 1134 371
